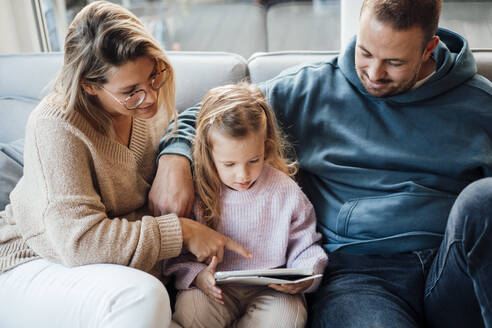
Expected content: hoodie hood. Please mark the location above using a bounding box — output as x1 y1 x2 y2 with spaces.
339 28 477 104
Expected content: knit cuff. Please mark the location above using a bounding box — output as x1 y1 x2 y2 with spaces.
305 257 328 294
178 262 208 290
156 213 183 259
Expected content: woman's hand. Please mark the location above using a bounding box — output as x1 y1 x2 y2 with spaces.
180 217 252 263
149 155 195 217
193 256 224 304
268 279 313 294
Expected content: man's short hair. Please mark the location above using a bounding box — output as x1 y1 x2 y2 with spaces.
361 0 442 48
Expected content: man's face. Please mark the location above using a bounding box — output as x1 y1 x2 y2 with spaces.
355 8 430 97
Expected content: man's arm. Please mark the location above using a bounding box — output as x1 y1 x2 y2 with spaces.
148 104 200 217
158 104 201 161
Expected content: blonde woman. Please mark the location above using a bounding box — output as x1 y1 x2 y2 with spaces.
164 83 327 328
0 2 249 327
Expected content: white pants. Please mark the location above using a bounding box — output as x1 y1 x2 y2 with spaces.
0 259 175 328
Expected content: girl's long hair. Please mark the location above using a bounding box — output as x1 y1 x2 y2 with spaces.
193 82 297 228
52 0 176 135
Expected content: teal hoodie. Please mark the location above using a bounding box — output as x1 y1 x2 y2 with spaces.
160 28 492 254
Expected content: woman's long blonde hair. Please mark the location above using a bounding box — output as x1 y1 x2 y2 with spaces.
53 0 176 134
193 82 297 228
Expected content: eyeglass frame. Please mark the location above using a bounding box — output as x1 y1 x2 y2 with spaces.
96 58 170 110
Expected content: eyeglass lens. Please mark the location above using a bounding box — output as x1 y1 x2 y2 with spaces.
125 90 146 109
124 60 169 109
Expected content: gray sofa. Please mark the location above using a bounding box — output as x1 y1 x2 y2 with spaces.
1 48 492 225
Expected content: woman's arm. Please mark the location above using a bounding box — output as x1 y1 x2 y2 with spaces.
15 117 181 272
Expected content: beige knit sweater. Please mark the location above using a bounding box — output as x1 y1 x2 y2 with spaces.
0 97 183 274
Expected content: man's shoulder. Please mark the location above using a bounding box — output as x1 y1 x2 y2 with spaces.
275 59 338 81
465 74 492 96
262 59 341 103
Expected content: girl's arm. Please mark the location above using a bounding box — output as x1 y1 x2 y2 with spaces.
163 253 208 290
285 193 328 293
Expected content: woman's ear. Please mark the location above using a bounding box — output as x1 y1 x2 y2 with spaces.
80 79 98 96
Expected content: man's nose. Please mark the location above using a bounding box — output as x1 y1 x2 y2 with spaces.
367 61 386 81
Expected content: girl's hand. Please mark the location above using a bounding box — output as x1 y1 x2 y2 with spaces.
193 256 224 304
268 279 313 294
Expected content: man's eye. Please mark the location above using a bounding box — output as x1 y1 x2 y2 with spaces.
389 62 403 67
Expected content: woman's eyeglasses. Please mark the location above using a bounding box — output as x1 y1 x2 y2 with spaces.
100 58 170 110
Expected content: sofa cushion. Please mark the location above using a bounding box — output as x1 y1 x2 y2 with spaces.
0 139 24 211
0 52 249 115
0 53 62 100
0 97 38 144
168 51 248 111
473 50 492 82
248 50 492 85
247 51 338 84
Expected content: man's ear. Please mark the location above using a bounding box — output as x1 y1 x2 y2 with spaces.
423 36 440 61
81 79 98 96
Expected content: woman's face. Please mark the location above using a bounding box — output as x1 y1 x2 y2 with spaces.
86 56 160 120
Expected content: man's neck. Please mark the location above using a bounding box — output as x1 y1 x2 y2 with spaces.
417 57 436 81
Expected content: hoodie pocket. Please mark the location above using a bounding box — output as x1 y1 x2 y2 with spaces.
335 191 456 240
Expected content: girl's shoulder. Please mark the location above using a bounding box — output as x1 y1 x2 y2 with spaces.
261 165 314 211
262 165 303 195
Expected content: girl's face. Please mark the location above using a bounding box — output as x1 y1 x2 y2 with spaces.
84 56 159 120
210 129 265 191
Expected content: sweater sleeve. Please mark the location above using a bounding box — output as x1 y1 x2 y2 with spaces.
286 192 328 293
157 103 201 162
16 117 182 272
162 253 208 290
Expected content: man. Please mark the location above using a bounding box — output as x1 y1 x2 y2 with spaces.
150 0 492 327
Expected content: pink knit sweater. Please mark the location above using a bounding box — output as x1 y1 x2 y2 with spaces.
164 164 328 293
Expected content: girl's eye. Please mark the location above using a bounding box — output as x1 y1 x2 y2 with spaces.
249 159 259 164
224 163 234 167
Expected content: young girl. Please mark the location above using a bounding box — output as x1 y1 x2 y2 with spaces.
164 83 328 328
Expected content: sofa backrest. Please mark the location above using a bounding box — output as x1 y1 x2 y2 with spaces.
0 51 248 143
1 49 492 144
248 49 492 84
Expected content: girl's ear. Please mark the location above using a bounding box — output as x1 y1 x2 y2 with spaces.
81 79 98 96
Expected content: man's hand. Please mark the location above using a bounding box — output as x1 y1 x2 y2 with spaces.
268 279 313 294
180 218 253 263
149 154 194 217
194 256 224 304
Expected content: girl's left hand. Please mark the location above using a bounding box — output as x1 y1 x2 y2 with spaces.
267 279 313 294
